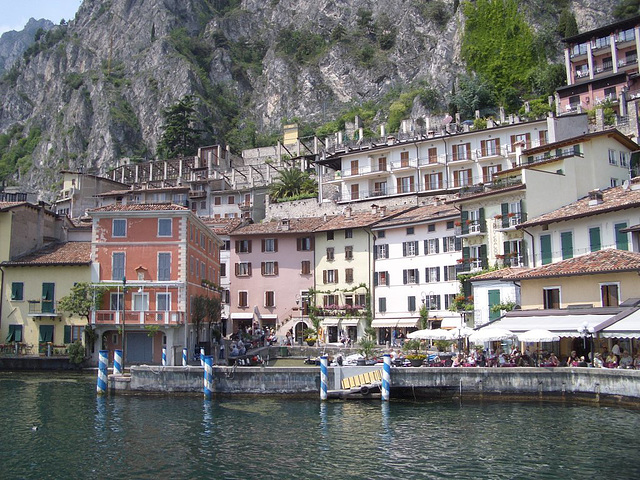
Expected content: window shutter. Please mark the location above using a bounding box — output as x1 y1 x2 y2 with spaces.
335 270 339 283
235 263 239 276
235 240 240 252
310 237 315 250
64 325 71 344
414 241 419 255
247 240 252 253
501 203 510 228
589 227 601 252
424 240 428 254
274 262 279 275
247 263 252 276
374 273 378 286
521 240 529 266
425 268 430 283
503 241 511 266
385 272 390 286
541 234 552 265
402 242 407 256
482 166 488 182
481 140 487 157
437 172 443 187
461 211 469 234
435 239 439 253
323 270 327 284
374 246 378 260
274 239 278 252
479 207 486 232
297 238 301 251
415 269 420 284
480 244 488 269
261 239 265 252
466 169 473 185
379 297 386 313
436 267 440 282
403 270 408 284
455 236 462 251
261 262 266 275
520 200 527 222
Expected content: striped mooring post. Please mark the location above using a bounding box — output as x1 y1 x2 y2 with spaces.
113 349 123 375
97 350 108 395
162 347 167 366
203 355 214 400
200 347 205 367
182 347 188 367
382 354 391 401
320 355 328 401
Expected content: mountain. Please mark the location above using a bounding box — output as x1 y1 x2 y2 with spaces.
0 0 615 200
0 18 54 75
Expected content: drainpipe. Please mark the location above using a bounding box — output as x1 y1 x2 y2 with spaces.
521 227 536 267
0 266 4 330
415 143 420 194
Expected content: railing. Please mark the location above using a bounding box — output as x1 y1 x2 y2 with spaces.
28 300 57 315
93 310 185 325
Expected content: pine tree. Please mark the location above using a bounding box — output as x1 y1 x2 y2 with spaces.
158 95 200 158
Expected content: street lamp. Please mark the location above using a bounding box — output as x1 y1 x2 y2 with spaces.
122 276 126 371
295 293 301 345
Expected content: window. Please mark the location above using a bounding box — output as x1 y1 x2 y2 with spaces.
482 165 502 183
503 240 525 267
214 196 221 205
158 218 172 237
327 231 334 241
443 236 459 252
110 292 123 310
540 234 552 265
443 265 457 281
400 151 410 167
425 267 440 283
408 296 416 312
615 223 629 250
376 156 387 171
403 269 419 284
220 263 227 277
157 293 170 311
261 261 278 276
11 282 23 301
560 231 573 260
350 184 360 200
608 149 617 165
601 284 619 307
406 227 414 235
345 229 353 239
301 261 311 275
378 230 386 238
228 196 235 204
345 246 353 260
7 325 23 343
373 181 387 196
444 294 456 310
113 219 126 237
428 147 438 164
133 293 149 311
375 271 390 286
446 221 454 230
454 169 473 187
158 253 171 281
326 247 335 261
543 287 560 309
611 178 619 188
480 138 500 157
238 291 248 307
222 290 230 304
452 142 471 161
589 227 601 252
323 269 338 284
427 172 443 190
350 159 359 175
425 294 441 310
65 325 84 343
397 176 415 193
235 262 252 276
297 237 313 251
355 294 366 307
427 224 436 232
379 297 387 313
265 291 275 307
375 244 388 259
620 151 629 167
403 241 418 256
112 252 125 280
345 268 354 283
221 240 231 251
236 240 252 253
425 238 439 255
324 295 339 307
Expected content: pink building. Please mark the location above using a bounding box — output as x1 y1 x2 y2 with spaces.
89 204 222 365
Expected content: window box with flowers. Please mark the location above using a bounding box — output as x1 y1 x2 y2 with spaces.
507 212 516 218
494 214 503 220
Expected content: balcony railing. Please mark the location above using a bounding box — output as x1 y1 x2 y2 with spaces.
28 300 58 316
92 310 185 325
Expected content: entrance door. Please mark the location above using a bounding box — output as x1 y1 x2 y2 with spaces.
488 289 501 321
126 332 153 364
42 283 55 313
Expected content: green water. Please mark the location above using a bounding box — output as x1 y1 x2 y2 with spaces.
1 372 639 479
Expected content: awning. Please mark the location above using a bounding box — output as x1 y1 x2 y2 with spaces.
230 313 254 320
440 317 464 329
371 319 418 328
601 309 640 338
489 314 611 337
322 319 340 326
340 318 360 326
260 314 277 320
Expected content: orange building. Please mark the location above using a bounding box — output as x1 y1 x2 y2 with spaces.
89 204 222 365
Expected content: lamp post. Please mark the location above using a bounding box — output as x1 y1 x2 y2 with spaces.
295 293 301 345
122 276 126 372
578 321 593 365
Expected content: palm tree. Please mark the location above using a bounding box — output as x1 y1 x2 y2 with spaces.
269 168 318 201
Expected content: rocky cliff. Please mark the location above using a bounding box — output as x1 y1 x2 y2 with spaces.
0 18 54 75
0 0 614 199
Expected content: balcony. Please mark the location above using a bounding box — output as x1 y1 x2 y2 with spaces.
27 300 59 317
189 190 207 199
92 310 186 325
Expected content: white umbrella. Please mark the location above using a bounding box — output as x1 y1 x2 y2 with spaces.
469 327 516 343
447 326 475 339
407 328 453 340
517 329 560 343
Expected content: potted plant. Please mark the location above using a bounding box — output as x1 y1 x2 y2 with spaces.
403 338 426 367
357 337 376 365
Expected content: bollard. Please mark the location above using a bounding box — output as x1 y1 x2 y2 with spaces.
162 347 167 366
200 347 205 367
203 355 213 400
182 347 188 367
320 355 328 401
382 354 391 401
114 349 123 375
97 350 108 395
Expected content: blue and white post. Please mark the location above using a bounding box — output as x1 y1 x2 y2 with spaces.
320 355 328 401
203 355 214 400
162 347 167 366
382 353 391 401
200 347 205 367
113 349 123 375
182 347 188 367
97 350 108 395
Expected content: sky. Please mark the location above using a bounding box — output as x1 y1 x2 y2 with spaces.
0 0 82 37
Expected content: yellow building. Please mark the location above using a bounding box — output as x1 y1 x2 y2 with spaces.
1 242 91 354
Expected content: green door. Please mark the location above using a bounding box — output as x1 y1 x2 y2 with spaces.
42 283 55 313
488 289 501 321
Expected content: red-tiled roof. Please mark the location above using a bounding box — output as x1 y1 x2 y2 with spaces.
232 216 328 235
469 267 532 282
313 207 411 232
504 249 640 280
89 203 189 212
0 201 29 211
200 217 246 235
95 186 189 197
1 242 91 266
373 204 458 228
520 184 640 227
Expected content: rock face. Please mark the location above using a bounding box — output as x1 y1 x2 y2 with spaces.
0 18 54 75
0 0 614 199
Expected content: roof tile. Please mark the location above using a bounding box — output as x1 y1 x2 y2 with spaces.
1 242 91 266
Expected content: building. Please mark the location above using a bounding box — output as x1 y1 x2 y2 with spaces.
53 171 128 219
88 204 222 365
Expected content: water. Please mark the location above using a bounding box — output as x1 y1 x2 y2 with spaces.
1 372 640 479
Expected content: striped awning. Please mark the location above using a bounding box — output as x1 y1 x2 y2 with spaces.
340 318 360 326
371 318 418 328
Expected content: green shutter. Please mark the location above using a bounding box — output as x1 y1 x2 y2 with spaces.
521 240 529 266
589 227 601 252
519 200 527 222
64 325 72 344
461 211 469 234
615 223 629 250
540 235 552 265
488 290 501 321
503 241 511 266
501 203 509 228
39 325 54 343
479 208 486 232
561 232 573 259
480 244 488 269
11 282 23 301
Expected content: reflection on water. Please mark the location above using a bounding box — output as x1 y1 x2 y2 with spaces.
1 372 640 479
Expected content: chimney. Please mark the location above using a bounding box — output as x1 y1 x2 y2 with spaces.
280 218 290 231
588 189 604 206
380 205 387 217
371 204 379 215
344 206 352 218
380 124 386 138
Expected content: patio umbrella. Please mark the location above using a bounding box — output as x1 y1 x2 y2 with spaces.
407 328 453 340
469 327 516 344
517 329 560 366
447 326 475 339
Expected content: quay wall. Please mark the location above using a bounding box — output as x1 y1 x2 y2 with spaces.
119 365 640 403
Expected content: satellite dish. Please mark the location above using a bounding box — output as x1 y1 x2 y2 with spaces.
623 179 630 190
442 115 453 125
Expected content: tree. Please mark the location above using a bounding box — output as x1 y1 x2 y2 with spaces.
205 296 222 344
158 95 200 158
58 283 107 352
191 295 208 347
269 168 318 201
614 0 640 19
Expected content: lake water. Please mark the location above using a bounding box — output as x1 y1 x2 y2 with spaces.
1 372 639 479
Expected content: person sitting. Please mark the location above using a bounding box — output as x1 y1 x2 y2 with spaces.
619 350 633 369
634 353 640 370
452 354 462 367
566 350 579 367
605 352 618 368
238 342 246 356
230 343 239 357
593 352 604 368
547 352 559 367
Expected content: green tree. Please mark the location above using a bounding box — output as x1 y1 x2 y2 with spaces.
158 95 200 158
205 296 222 344
191 295 208 346
557 8 579 38
614 0 640 19
58 283 107 353
269 168 318 201
449 74 496 119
